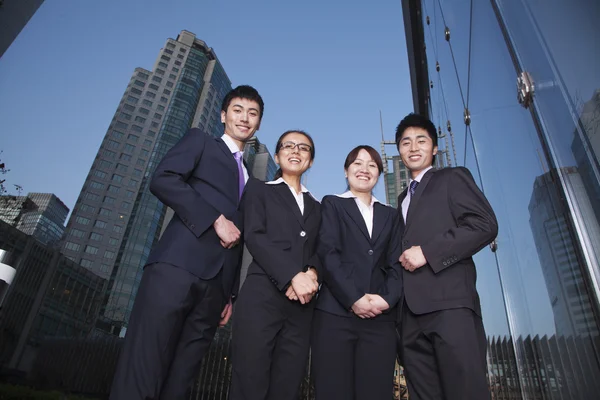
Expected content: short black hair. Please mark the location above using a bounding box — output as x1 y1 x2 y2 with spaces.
221 85 264 120
395 113 438 164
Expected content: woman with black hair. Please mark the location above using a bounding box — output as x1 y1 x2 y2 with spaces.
229 130 321 400
312 145 403 400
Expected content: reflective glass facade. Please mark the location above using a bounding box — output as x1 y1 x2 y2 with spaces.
17 193 69 246
244 137 278 182
403 0 600 397
100 38 232 336
0 220 105 372
0 192 68 246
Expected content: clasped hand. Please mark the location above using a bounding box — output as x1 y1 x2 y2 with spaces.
351 294 389 319
285 269 319 304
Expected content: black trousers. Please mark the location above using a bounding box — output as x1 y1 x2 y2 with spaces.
401 305 490 400
110 263 226 400
229 274 313 400
311 309 397 400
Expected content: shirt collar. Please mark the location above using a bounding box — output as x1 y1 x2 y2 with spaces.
410 166 433 184
336 191 380 207
221 133 243 155
266 177 309 194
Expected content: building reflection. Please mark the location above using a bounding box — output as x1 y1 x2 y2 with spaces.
399 0 600 398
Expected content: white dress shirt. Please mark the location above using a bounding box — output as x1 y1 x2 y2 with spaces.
221 133 249 183
337 191 380 237
266 177 310 215
401 166 433 222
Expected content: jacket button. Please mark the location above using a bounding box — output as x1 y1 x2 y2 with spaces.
190 224 195 229
368 250 373 255
300 231 306 237
443 261 448 266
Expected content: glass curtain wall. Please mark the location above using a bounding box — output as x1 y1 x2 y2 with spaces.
415 0 600 398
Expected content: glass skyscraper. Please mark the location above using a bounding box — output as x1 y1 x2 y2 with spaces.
60 31 234 336
0 192 68 246
402 0 600 397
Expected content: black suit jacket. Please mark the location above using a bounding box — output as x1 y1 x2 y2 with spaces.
316 195 403 320
398 167 498 316
244 179 321 292
146 128 246 299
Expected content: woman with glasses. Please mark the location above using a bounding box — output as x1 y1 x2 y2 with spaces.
229 130 321 400
311 145 403 400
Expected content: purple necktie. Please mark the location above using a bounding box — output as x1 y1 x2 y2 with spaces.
409 180 419 197
234 151 245 200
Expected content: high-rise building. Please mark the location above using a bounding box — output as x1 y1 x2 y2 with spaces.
0 195 35 226
244 136 278 182
0 192 68 245
55 31 236 335
572 89 600 229
62 31 230 289
529 168 600 337
382 154 410 208
0 0 45 58
17 193 68 246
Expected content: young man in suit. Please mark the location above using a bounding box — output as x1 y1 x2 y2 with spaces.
110 85 264 400
395 113 498 400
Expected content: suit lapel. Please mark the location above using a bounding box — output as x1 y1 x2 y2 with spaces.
341 198 371 242
303 193 316 221
405 168 436 231
215 137 237 170
272 183 305 227
371 203 389 244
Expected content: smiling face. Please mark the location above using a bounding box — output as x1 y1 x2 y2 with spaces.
345 149 381 193
398 127 438 179
274 132 314 177
220 97 261 149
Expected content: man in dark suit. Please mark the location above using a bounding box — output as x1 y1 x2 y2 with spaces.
110 85 264 400
395 113 498 400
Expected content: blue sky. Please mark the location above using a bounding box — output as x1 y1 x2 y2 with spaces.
2 0 574 338
0 0 412 208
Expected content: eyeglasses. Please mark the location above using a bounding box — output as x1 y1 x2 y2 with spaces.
280 141 312 153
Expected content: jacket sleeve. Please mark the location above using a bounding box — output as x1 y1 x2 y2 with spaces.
306 252 323 284
149 128 221 238
379 208 404 308
244 181 300 291
421 167 498 274
317 196 363 310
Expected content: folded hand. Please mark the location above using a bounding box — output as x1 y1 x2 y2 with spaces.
351 295 382 319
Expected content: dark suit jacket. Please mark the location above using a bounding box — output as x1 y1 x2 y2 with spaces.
316 195 403 320
146 128 246 299
398 167 498 316
244 179 322 293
